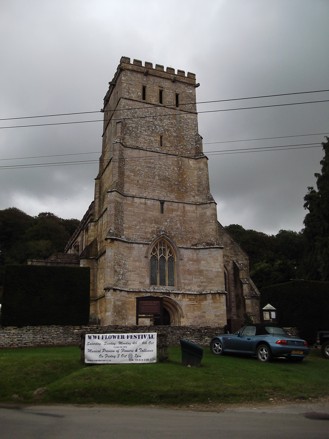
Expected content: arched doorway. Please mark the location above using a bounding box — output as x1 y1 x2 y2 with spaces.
136 296 183 326
162 296 182 325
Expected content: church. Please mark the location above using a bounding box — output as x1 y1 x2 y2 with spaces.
65 57 259 330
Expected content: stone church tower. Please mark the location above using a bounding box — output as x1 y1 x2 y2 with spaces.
65 57 259 329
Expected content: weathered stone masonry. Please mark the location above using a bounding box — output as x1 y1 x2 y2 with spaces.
65 57 259 330
0 325 223 348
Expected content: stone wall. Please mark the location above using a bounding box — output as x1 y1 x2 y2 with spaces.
0 325 224 349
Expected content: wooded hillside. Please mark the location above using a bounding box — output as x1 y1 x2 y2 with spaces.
0 208 79 293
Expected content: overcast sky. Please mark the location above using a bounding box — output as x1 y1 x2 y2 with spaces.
1 0 328 235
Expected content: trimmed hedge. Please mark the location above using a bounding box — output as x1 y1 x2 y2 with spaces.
1 265 90 326
261 280 329 343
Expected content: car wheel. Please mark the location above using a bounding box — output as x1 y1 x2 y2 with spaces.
257 344 272 362
321 341 329 359
211 339 224 355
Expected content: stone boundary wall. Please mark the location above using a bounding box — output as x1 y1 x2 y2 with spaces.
0 325 224 349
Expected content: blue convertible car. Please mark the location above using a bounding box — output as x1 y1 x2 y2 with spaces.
210 324 309 362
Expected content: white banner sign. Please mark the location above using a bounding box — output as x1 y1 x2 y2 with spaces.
84 333 157 364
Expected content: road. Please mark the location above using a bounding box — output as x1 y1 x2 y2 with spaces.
0 402 328 438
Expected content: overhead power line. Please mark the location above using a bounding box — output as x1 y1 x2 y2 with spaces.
197 88 329 104
0 142 322 171
0 119 103 130
199 98 329 115
1 88 329 130
0 110 100 122
1 88 329 122
0 133 327 164
0 151 99 162
204 131 329 145
1 97 329 130
206 142 320 155
0 159 99 170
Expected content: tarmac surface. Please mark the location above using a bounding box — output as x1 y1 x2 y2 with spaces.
0 399 329 438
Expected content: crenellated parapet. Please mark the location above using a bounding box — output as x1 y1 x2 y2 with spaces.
120 56 196 80
104 56 197 108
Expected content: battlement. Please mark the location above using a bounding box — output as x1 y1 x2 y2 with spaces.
103 56 197 108
120 56 196 80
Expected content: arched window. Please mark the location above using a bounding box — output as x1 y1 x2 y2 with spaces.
150 239 175 286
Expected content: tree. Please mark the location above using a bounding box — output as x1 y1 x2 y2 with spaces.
225 224 275 266
225 225 304 289
302 137 329 280
0 209 79 266
0 208 33 261
24 212 72 253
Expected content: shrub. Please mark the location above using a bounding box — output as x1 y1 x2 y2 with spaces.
1 265 89 326
261 280 329 343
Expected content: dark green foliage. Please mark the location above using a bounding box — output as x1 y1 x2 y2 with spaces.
302 138 329 281
1 265 89 326
261 280 329 343
0 209 79 266
0 208 34 264
225 224 274 266
225 225 304 289
61 218 80 237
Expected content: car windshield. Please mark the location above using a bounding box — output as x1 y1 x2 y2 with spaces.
265 326 287 336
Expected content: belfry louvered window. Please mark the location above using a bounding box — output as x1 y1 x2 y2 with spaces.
150 239 175 286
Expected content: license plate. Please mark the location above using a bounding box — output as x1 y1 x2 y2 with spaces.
291 350 303 355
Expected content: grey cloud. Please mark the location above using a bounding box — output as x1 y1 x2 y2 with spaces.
0 0 328 234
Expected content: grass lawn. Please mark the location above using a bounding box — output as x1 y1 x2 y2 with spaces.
0 346 328 406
